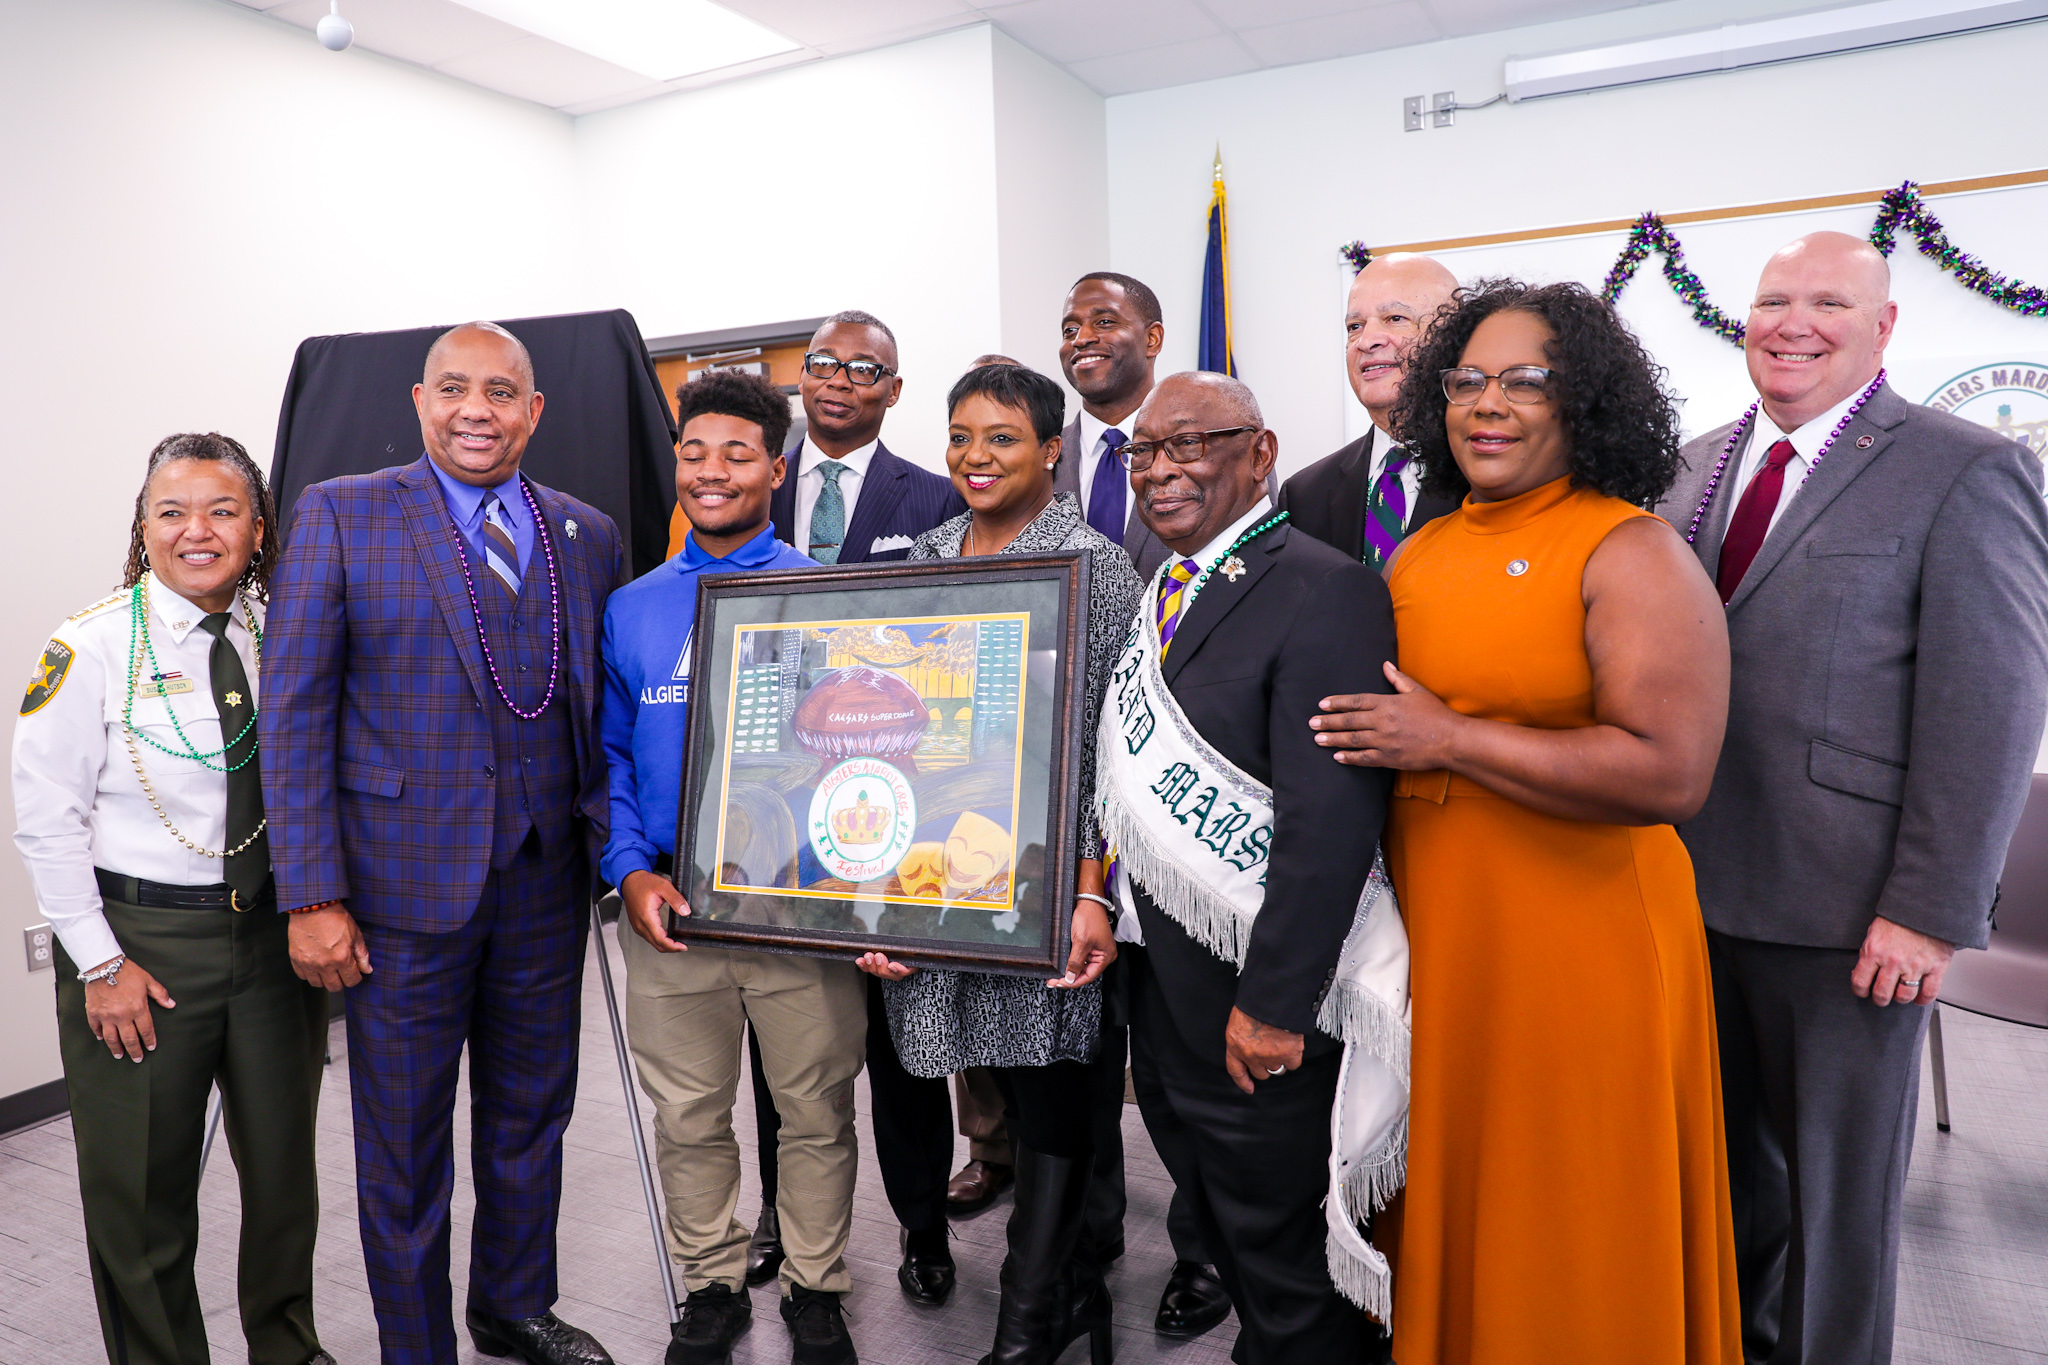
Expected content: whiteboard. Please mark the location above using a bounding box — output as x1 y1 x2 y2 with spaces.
1337 178 2048 772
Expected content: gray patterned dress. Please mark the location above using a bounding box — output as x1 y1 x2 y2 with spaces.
881 493 1147 1077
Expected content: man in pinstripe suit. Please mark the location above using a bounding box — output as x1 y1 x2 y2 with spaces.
262 322 626 1365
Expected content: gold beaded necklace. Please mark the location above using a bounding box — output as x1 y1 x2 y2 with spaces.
122 577 266 859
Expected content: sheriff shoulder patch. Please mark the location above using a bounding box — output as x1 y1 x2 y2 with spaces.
22 640 74 715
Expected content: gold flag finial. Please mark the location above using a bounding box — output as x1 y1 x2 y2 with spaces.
1213 144 1224 182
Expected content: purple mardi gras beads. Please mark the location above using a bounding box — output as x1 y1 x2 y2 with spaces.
452 476 563 720
1685 369 1886 546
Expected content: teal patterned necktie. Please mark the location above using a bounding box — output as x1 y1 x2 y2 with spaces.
811 460 847 565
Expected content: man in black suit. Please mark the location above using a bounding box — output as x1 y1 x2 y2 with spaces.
1278 254 1460 568
1056 272 1174 578
1119 371 1397 1363
765 309 966 1307
770 309 965 564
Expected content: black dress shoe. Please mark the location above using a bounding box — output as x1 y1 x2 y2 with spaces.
746 1205 785 1288
668 1284 751 1365
1154 1260 1231 1339
780 1286 858 1365
465 1308 615 1365
897 1226 955 1307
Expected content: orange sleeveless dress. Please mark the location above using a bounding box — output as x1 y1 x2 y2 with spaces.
1383 477 1739 1365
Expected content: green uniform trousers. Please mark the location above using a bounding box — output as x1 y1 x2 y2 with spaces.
55 893 328 1365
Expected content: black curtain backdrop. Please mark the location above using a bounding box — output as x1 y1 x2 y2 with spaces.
269 309 678 579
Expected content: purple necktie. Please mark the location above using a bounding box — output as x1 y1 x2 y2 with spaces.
1087 429 1129 543
1361 447 1411 571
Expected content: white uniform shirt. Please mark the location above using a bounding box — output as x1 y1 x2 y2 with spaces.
12 575 264 970
1074 408 1137 530
1368 423 1423 531
1109 496 1275 944
793 435 880 560
1731 385 1870 539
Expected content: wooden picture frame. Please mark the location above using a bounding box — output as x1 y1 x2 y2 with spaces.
672 552 1092 976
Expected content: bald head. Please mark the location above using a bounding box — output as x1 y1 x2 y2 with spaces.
1747 231 1896 431
1346 253 1460 425
424 321 534 391
1130 371 1276 554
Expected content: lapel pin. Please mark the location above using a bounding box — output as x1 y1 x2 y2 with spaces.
564 518 579 540
1855 435 1875 449
1506 559 1530 577
1220 555 1246 582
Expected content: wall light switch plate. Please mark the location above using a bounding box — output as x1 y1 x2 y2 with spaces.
1433 91 1457 128
1403 96 1425 132
24 923 54 973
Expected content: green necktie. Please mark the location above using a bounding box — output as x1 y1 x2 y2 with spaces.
811 459 848 565
198 613 270 907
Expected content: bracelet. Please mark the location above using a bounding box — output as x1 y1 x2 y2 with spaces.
78 955 125 987
288 900 340 915
1074 892 1115 911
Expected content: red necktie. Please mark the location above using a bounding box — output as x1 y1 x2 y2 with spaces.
1716 439 1798 603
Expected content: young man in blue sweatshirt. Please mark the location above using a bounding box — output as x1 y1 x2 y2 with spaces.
599 370 864 1365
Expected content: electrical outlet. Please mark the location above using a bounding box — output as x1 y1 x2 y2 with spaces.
23 923 54 973
1403 96 1425 132
1433 92 1457 128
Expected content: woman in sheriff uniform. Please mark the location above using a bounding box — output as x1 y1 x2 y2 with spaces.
12 433 332 1365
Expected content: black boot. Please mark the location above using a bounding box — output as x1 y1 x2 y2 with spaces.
976 1142 1113 1365
745 1206 784 1288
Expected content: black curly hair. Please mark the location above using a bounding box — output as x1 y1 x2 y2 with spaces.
1389 279 1682 508
121 433 280 601
675 368 793 457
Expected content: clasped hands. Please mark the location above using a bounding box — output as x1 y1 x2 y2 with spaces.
1311 661 1460 769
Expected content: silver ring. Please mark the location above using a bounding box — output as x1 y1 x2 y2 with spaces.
1268 1065 1287 1076
1899 979 1922 989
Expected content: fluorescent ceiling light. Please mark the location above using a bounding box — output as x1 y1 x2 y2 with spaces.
451 0 800 82
1506 0 2048 101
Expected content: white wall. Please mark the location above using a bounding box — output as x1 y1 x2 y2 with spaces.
0 0 581 1100
1105 0 2048 478
576 26 1004 470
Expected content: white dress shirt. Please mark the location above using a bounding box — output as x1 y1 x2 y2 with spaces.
13 574 264 970
1731 385 1870 538
794 435 880 560
1368 423 1423 530
1110 496 1274 944
1074 408 1137 529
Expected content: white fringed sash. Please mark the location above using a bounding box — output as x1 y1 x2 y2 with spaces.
1096 606 1412 1321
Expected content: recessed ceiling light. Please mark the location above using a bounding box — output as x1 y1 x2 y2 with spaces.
450 0 800 82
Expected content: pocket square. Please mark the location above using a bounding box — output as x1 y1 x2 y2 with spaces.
870 534 915 553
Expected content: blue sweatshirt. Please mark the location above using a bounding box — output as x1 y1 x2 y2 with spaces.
599 525 818 887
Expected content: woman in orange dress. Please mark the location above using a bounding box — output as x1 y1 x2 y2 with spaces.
1311 280 1741 1364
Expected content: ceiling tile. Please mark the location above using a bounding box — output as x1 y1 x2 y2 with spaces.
1237 2 1441 65
261 0 540 68
1421 0 1638 40
433 35 659 108
717 0 974 50
1065 30 1258 95
1199 0 1372 26
994 0 1223 64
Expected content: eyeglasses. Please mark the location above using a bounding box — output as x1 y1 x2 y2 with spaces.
803 353 895 387
1441 366 1555 405
1117 426 1260 473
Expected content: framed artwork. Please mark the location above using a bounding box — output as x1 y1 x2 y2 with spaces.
672 552 1092 975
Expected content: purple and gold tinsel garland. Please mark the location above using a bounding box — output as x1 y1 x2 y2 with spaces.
1339 178 2048 346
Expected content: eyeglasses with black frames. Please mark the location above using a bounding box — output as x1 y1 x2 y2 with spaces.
803 353 895 387
1116 425 1260 473
1440 366 1556 405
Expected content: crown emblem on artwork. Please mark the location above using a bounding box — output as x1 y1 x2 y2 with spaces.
832 791 890 846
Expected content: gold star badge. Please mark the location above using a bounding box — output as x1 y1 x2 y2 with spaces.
224 690 243 708
1221 555 1246 582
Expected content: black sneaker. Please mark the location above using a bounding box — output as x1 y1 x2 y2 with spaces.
668 1284 751 1365
779 1286 857 1365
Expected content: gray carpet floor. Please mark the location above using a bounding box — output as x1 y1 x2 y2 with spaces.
2 921 2044 1364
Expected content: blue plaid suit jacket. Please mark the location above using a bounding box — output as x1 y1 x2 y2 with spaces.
260 456 625 932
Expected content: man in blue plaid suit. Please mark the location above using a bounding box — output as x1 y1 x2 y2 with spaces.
261 322 626 1365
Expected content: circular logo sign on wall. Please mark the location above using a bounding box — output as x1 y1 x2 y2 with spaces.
808 756 918 884
1924 363 2048 461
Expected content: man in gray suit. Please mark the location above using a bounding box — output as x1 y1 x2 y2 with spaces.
1057 272 1174 579
1658 230 2048 1365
